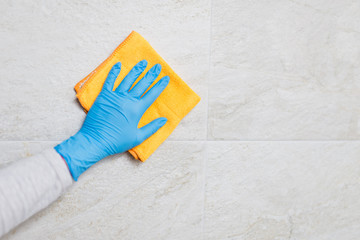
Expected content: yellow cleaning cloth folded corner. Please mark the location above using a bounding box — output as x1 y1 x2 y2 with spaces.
74 31 200 162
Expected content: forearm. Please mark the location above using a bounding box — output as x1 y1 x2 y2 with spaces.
0 61 168 237
0 148 73 237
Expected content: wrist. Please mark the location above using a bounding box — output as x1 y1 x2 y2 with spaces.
54 132 104 181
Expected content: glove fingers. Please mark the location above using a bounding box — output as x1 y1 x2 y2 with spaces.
129 64 161 98
141 76 170 110
103 62 121 92
116 60 147 93
137 117 167 144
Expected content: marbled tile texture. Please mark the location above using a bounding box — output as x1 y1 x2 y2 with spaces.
209 0 360 140
1 0 360 239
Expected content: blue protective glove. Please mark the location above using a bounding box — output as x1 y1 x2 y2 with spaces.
55 60 169 181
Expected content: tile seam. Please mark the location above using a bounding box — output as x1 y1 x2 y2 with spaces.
202 0 213 238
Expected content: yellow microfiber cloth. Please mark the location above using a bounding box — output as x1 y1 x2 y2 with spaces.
74 31 200 162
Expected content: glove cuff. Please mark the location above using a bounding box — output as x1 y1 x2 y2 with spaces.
54 132 102 181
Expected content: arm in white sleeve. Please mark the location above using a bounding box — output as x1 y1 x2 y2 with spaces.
0 148 73 237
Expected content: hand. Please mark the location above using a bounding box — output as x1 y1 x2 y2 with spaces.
55 60 169 181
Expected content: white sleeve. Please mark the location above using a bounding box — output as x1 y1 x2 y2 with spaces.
0 148 73 237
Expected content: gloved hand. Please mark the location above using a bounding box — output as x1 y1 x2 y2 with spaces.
55 60 169 181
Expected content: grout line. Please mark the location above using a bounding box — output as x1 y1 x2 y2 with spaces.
173 139 360 142
202 0 213 238
201 139 208 240
169 139 360 142
0 140 60 142
1 139 360 142
206 0 213 142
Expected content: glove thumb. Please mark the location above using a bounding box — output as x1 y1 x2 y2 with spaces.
137 117 167 144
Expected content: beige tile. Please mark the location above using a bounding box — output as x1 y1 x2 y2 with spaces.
209 0 360 140
209 67 360 140
0 0 210 141
204 141 360 240
1 141 205 240
0 141 57 166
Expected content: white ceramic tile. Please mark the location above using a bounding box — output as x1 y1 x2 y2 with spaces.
0 141 57 166
209 0 360 140
204 141 360 240
209 67 360 140
0 0 210 141
1 141 205 240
